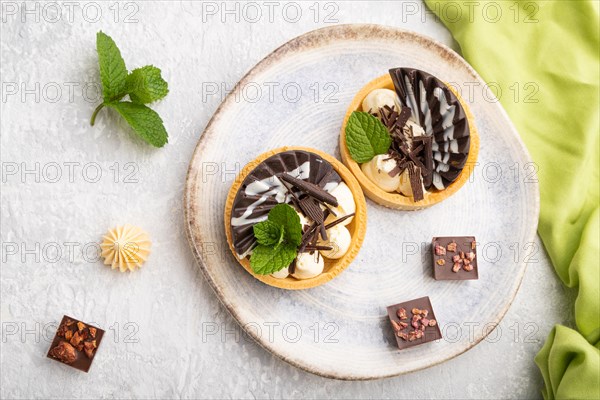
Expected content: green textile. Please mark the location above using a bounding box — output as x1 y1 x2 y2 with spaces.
423 1 600 398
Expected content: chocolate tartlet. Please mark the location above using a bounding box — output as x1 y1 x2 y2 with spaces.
224 146 367 290
230 150 342 258
340 68 479 210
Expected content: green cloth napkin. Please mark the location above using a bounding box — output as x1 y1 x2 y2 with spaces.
423 1 600 398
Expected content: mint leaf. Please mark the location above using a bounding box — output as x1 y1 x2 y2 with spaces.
267 204 302 246
277 225 286 245
345 111 392 163
249 204 303 275
253 220 283 246
250 243 297 275
107 102 168 147
126 66 169 104
96 32 128 101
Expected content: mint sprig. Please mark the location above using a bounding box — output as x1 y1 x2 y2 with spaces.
345 111 392 163
250 204 302 275
90 31 169 148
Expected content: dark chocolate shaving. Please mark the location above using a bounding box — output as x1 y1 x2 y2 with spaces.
377 106 409 149
298 196 327 241
388 165 402 178
309 229 319 254
408 144 426 171
320 209 332 240
407 162 424 202
317 168 335 189
398 106 412 127
298 211 350 254
304 245 333 251
323 203 338 217
280 178 301 210
299 222 319 252
324 213 355 230
415 136 434 187
319 225 328 241
282 171 341 247
299 197 324 224
375 103 433 200
280 174 338 207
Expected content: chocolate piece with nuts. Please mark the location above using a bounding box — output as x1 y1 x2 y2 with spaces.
46 315 104 373
386 296 442 350
432 236 478 280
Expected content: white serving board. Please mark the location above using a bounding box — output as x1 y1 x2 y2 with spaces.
185 24 539 379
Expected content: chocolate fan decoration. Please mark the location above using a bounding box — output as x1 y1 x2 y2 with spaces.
389 68 471 190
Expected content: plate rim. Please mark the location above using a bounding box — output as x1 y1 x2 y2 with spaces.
184 23 540 380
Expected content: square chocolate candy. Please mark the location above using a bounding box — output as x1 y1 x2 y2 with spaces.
46 315 104 372
432 236 478 280
387 296 442 350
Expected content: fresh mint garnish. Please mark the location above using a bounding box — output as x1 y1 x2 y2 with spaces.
250 204 302 275
250 243 298 276
253 220 285 247
90 31 169 148
266 203 302 246
345 111 392 163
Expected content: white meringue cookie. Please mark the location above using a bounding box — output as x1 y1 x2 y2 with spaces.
361 154 400 192
361 89 402 116
292 252 324 280
318 225 351 259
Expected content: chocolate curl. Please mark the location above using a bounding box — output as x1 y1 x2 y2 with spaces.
324 213 355 230
298 196 327 241
280 174 338 207
407 163 424 202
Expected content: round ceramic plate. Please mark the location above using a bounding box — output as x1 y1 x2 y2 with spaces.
185 24 539 379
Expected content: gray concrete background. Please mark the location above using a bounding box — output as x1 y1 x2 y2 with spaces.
1 1 575 398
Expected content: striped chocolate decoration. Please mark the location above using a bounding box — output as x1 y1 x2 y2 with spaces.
389 68 471 190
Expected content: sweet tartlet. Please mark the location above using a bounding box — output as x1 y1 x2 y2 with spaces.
340 68 479 210
224 146 367 290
